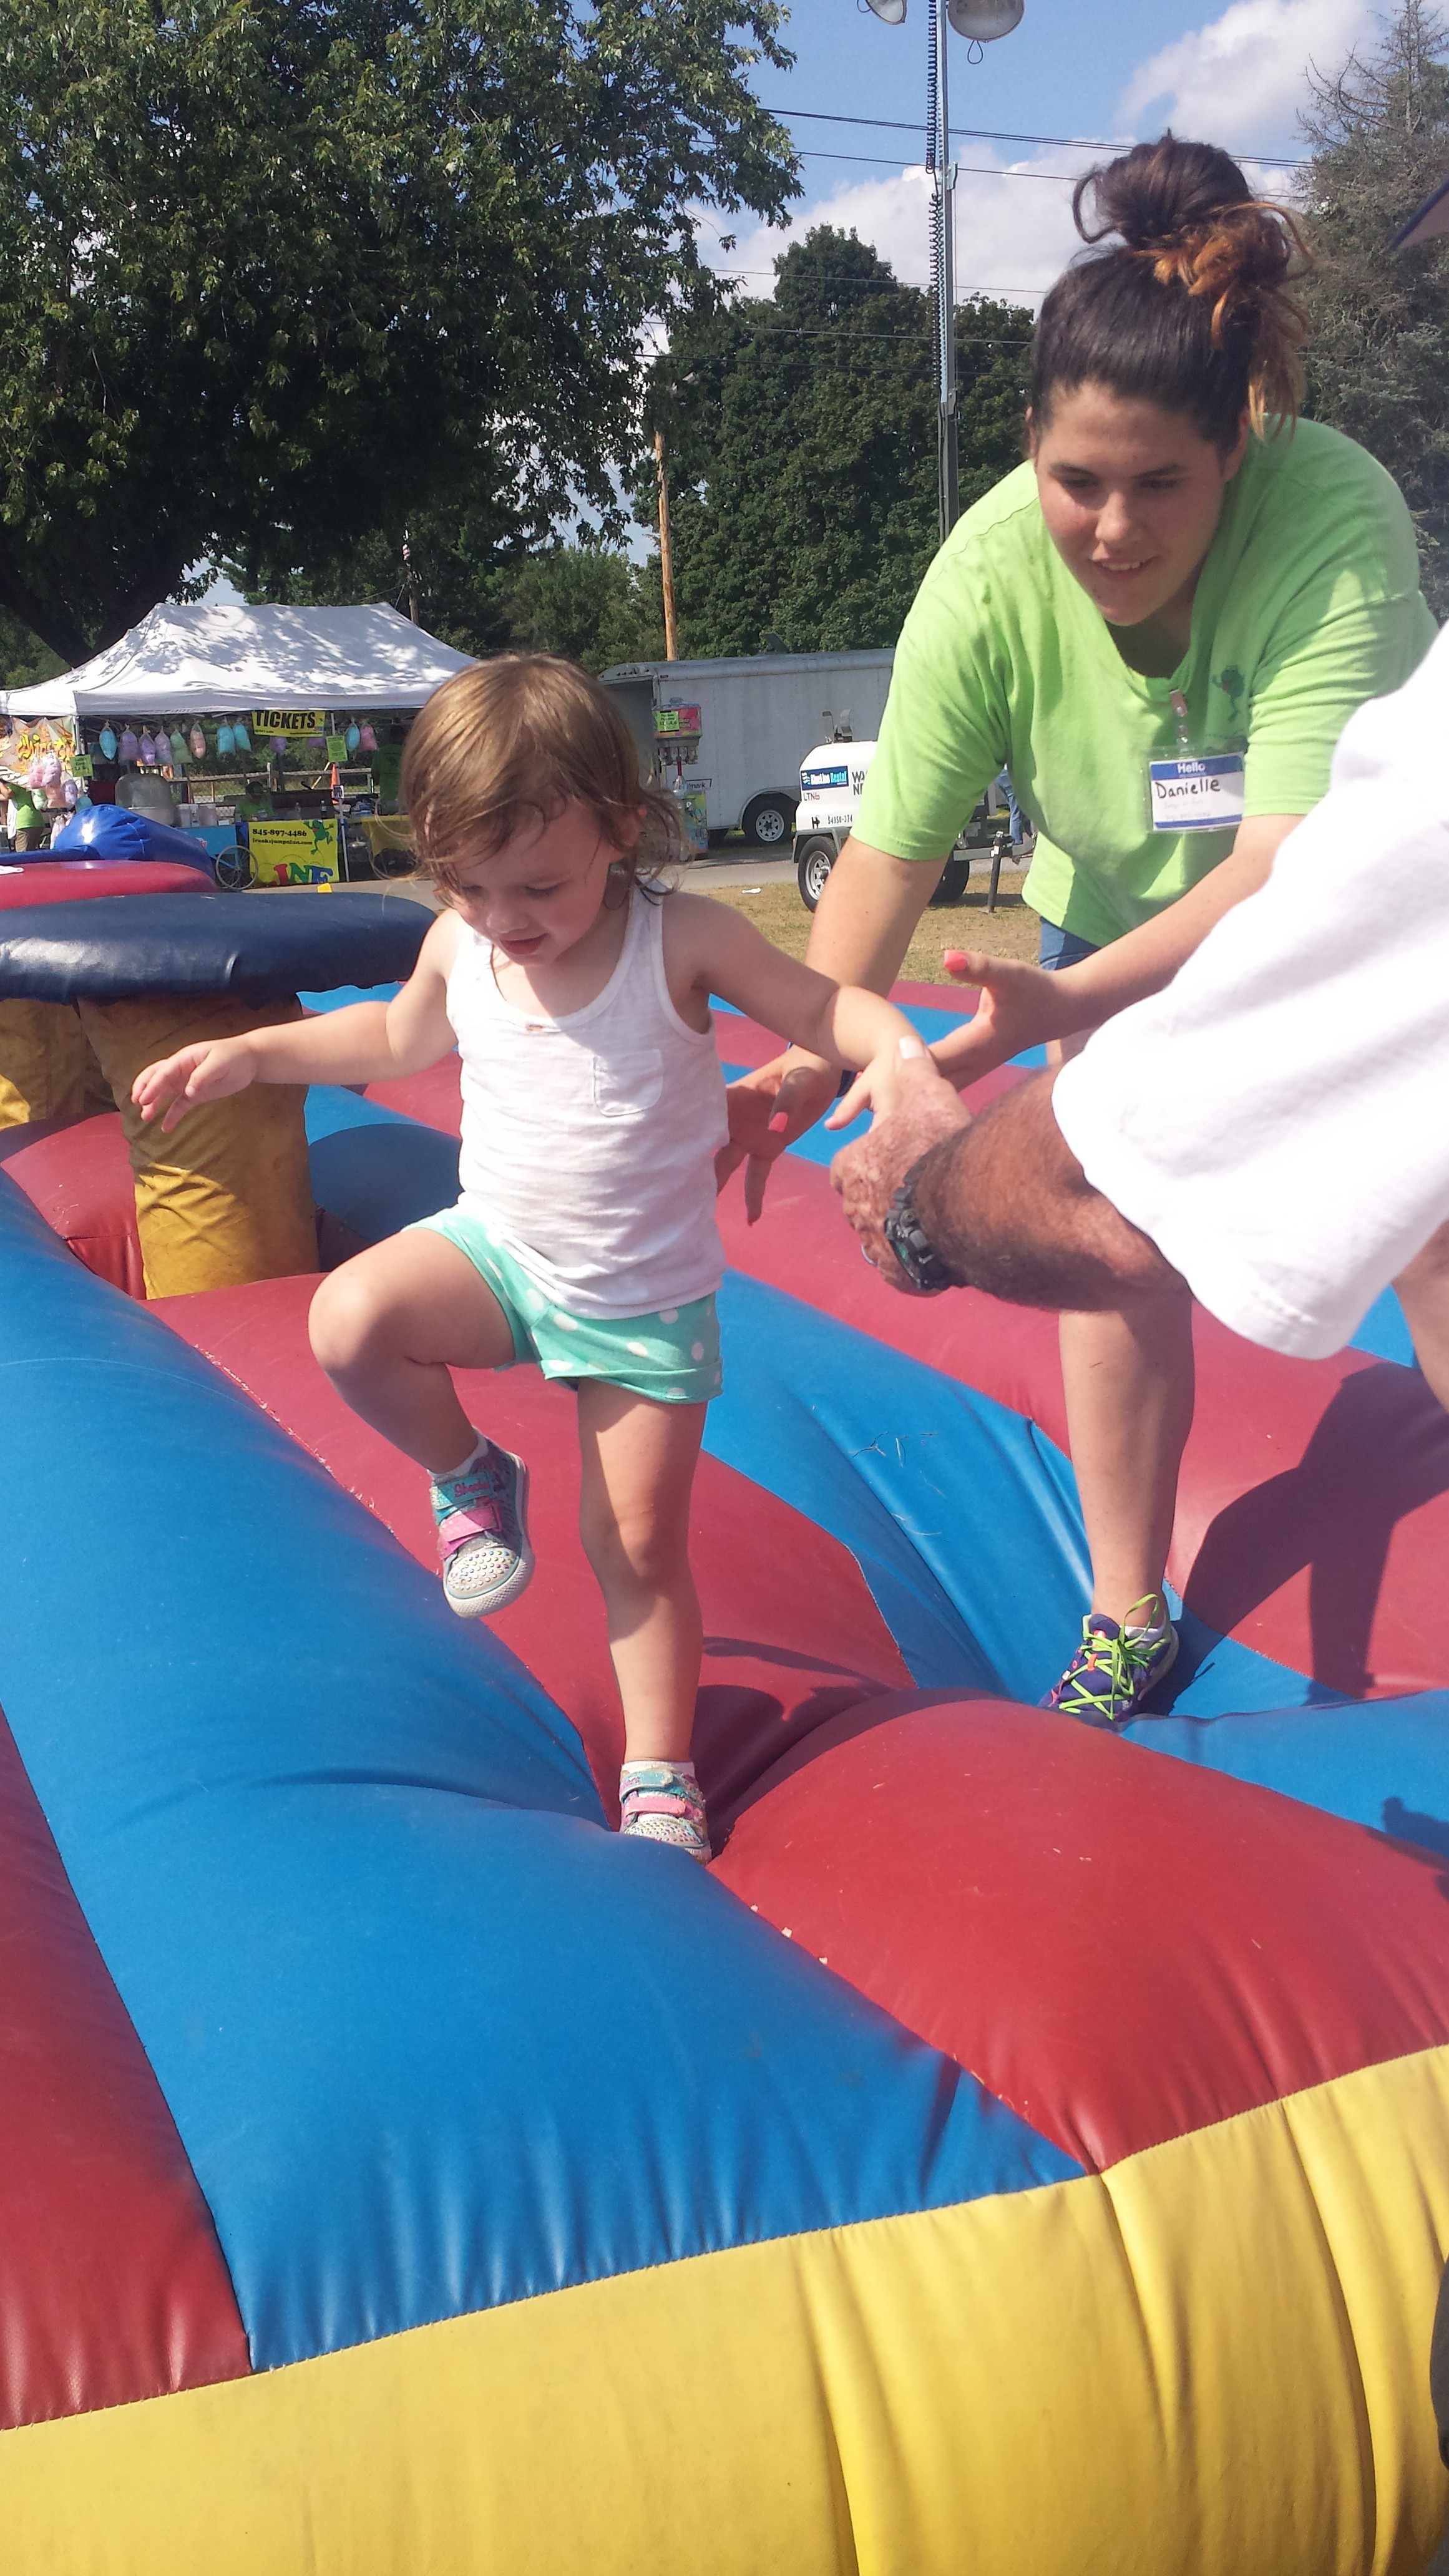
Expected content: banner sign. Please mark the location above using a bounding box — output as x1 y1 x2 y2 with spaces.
253 710 325 734
248 816 339 885
0 718 77 778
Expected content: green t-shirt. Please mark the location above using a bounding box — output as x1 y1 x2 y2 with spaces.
854 417 1436 945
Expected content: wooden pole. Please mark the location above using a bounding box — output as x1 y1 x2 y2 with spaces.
655 429 678 661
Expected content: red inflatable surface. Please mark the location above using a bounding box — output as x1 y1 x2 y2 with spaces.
713 1697 1449 2169
154 1272 914 1815
0 1116 143 1299
0 1712 251 2426
0 861 209 909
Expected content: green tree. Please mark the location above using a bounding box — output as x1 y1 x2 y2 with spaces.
0 0 797 661
505 549 665 670
0 608 64 691
1299 0 1449 607
641 227 1033 656
235 511 664 668
228 491 526 662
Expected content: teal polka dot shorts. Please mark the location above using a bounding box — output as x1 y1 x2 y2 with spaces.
408 1206 723 1407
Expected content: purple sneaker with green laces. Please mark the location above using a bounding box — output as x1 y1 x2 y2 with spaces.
428 1439 534 1619
1043 1593 1178 1729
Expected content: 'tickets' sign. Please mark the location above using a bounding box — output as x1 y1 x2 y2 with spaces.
253 710 325 734
248 817 340 884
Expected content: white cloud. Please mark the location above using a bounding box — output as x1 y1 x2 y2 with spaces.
702 150 1084 308
692 0 1375 328
1121 0 1372 153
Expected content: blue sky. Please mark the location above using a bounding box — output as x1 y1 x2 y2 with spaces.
707 0 1375 299
206 0 1379 595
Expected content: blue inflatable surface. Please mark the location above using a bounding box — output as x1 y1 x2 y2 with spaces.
51 806 215 873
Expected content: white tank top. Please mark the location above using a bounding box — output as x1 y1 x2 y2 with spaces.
447 888 729 1319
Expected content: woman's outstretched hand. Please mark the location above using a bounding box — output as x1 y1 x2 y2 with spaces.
716 1051 840 1222
929 950 1078 1088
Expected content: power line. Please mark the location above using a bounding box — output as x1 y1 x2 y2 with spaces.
714 266 1045 295
762 102 1305 171
796 147 1098 178
739 323 1030 341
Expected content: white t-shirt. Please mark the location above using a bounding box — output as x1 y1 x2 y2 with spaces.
1052 623 1449 1361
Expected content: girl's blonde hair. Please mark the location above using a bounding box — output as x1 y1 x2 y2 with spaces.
401 652 684 899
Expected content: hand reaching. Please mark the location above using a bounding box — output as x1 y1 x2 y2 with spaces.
131 1036 258 1134
716 1051 840 1222
929 950 1077 1088
829 1042 972 1288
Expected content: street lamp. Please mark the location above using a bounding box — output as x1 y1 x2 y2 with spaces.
865 0 1024 540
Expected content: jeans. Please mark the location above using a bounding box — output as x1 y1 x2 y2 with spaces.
1037 919 1101 973
994 767 1024 845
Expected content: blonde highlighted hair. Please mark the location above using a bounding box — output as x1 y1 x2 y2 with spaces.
401 653 684 899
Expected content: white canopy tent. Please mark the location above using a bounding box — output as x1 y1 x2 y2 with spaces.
1 602 474 722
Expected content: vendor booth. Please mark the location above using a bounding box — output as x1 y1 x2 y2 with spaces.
0 600 472 883
0 603 462 1284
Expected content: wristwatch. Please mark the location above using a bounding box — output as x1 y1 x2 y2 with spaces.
882 1164 957 1295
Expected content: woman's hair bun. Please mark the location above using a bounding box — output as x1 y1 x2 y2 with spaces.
1074 134 1255 255
1028 130 1310 443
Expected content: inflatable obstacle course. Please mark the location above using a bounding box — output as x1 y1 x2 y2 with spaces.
1 987 1448 2572
0 887 427 1289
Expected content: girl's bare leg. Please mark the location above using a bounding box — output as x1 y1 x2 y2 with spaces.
309 1231 517 1471
576 1383 707 1763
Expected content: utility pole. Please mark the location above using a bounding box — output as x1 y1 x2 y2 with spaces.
655 429 679 661
401 527 420 625
864 0 1022 545
929 0 959 541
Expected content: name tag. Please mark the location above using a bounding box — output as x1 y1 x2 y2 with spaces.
1148 753 1246 834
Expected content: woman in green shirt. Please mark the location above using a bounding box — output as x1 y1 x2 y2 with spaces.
734 134 1435 1725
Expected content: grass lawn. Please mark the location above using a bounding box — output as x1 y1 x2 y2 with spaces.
706 866 1038 982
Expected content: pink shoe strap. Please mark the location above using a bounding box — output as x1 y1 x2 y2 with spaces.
437 1500 504 1551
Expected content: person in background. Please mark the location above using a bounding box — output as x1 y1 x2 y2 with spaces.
995 768 1026 850
726 131 1434 1726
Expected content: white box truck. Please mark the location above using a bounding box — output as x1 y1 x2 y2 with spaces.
598 650 895 847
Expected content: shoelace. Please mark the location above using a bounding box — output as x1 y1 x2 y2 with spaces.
1054 1596 1168 1716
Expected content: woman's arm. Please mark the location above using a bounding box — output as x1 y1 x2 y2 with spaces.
132 917 459 1133
930 813 1301 1086
716 837 949 1211
801 836 948 992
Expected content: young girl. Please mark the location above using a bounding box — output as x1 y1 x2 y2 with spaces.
133 655 922 1863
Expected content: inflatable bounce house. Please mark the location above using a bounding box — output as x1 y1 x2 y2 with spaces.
2 874 1449 2573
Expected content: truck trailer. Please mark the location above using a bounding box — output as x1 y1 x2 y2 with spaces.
598 650 895 846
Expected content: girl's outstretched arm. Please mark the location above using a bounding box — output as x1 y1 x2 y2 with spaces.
132 914 460 1134
673 892 942 1135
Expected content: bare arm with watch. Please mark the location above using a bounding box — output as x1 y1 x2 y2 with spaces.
720 814 1298 1213
830 1050 1183 1307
